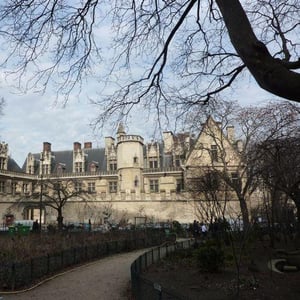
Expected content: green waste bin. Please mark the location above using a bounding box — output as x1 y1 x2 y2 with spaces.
15 224 30 236
20 225 30 236
8 226 16 236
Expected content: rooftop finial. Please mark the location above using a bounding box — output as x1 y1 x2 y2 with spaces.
117 122 126 136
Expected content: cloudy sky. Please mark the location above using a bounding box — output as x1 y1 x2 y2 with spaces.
0 74 276 167
0 2 283 167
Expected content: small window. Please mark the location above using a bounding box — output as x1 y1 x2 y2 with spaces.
175 158 181 167
90 163 98 172
109 181 118 193
75 182 82 192
149 179 159 193
211 145 218 162
88 182 96 193
134 176 139 187
133 156 138 164
176 179 184 192
11 182 17 195
23 183 29 194
231 172 240 188
0 181 5 193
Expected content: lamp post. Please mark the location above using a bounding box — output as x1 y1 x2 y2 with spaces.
39 155 44 232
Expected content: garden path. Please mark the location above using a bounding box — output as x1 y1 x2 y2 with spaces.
1 248 148 300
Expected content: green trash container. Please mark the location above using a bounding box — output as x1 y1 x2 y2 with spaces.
16 224 30 236
21 225 30 235
8 226 15 236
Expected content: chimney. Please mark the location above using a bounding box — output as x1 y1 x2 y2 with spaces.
73 142 81 151
226 126 235 143
163 131 174 154
43 142 51 152
84 142 92 149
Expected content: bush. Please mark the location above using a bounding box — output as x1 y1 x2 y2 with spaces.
195 243 224 272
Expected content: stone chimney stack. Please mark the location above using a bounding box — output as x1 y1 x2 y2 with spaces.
73 142 81 151
84 142 92 149
163 131 174 154
226 126 235 143
43 142 51 152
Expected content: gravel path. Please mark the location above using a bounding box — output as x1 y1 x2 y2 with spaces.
1 249 148 300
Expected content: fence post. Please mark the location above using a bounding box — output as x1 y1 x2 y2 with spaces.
47 254 50 274
30 258 34 282
61 250 64 268
11 262 16 290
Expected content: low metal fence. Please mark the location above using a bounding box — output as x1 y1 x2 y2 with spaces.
0 231 165 291
131 239 194 300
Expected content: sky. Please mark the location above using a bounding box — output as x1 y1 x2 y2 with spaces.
0 75 276 167
0 2 285 167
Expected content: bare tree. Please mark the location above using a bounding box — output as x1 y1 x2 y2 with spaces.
188 169 228 223
259 135 300 230
33 178 92 230
0 1 299 130
185 100 300 229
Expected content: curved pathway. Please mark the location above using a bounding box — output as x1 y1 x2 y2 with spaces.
1 249 149 300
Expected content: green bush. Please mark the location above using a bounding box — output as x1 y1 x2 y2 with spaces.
195 243 224 272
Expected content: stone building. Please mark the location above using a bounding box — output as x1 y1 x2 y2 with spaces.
0 117 259 227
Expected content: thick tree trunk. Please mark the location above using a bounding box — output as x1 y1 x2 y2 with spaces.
57 210 64 231
216 0 300 101
238 195 250 230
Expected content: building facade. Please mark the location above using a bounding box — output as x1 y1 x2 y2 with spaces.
0 118 260 226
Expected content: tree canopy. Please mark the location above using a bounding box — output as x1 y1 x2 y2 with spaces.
0 0 299 128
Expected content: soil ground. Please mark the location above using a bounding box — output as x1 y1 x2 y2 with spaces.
142 240 300 300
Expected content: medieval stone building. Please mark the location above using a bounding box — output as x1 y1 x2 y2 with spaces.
0 117 259 227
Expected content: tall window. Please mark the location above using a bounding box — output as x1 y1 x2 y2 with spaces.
28 165 34 174
149 179 159 193
23 183 29 194
11 182 17 195
109 181 118 193
134 176 139 187
75 182 82 192
109 160 117 171
176 179 184 192
75 162 83 173
88 182 96 193
211 145 218 162
149 158 158 169
231 172 240 188
175 156 181 167
0 181 5 193
42 164 49 175
0 158 6 169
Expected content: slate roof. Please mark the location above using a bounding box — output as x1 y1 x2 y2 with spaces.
21 140 184 174
21 148 107 174
7 157 23 172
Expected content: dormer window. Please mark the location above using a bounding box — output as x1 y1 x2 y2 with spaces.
109 160 117 171
75 162 83 173
57 163 66 175
42 164 50 175
0 158 5 170
149 158 158 169
90 162 98 173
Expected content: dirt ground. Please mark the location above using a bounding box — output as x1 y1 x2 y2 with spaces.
142 242 300 300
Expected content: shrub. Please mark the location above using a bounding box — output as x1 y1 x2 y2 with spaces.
195 243 224 272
